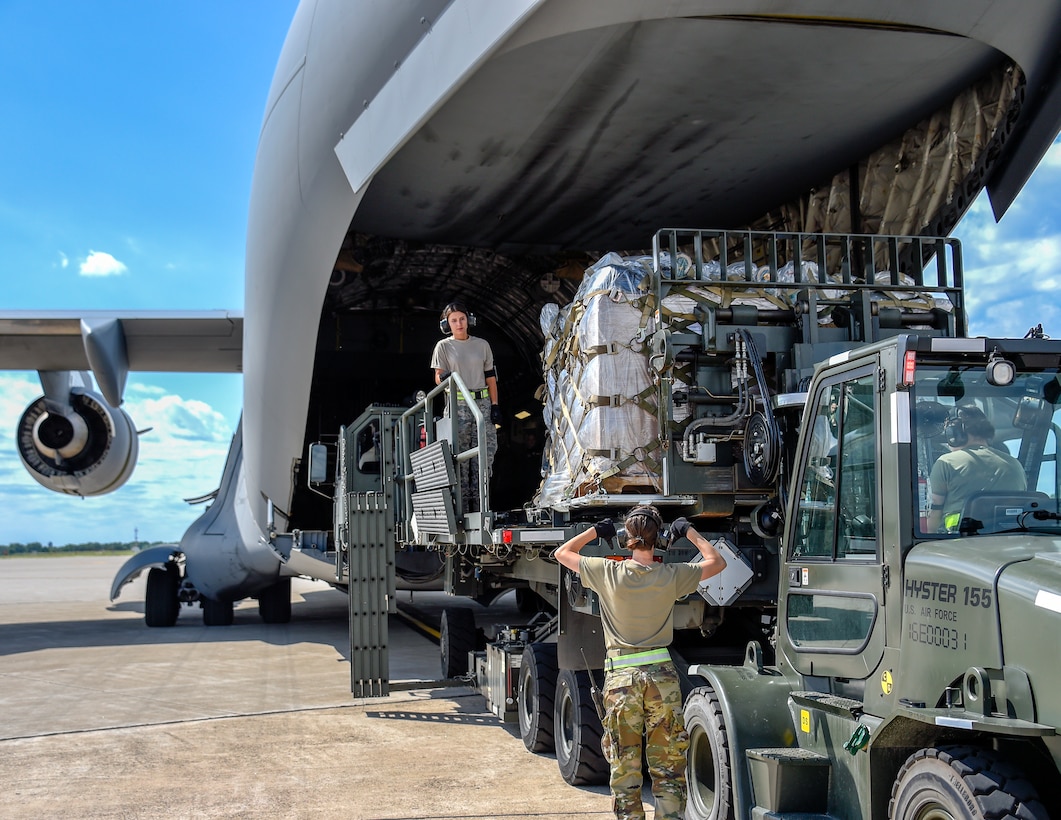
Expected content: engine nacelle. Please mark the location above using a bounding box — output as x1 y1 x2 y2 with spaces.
17 389 139 497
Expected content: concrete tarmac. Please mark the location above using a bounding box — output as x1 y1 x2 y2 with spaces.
0 556 619 819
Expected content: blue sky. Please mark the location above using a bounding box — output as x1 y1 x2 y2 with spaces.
0 3 1059 546
0 1 298 545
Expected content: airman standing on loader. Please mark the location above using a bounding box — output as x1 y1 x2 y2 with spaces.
431 302 501 510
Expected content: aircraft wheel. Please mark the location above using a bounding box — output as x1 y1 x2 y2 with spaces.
684 685 735 820
202 596 234 626
515 587 540 614
144 564 180 627
554 667 607 785
440 607 476 678
518 642 558 752
258 577 291 624
890 746 1048 820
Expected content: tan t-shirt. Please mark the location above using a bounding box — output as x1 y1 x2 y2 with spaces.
578 557 702 650
430 336 494 391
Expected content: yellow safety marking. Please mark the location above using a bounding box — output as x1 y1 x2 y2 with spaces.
800 709 811 733
881 669 893 695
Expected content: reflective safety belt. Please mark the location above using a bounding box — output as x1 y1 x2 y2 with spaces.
604 648 671 671
456 388 490 401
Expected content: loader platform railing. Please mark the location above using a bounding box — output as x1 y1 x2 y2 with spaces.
652 228 966 342
397 371 493 547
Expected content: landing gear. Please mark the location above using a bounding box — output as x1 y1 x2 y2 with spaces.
144 564 180 627
890 746 1047 820
258 577 292 624
684 685 735 820
554 668 608 786
518 642 558 752
515 587 542 614
440 607 477 678
202 596 234 626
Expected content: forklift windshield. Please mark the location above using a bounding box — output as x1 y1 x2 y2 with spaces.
911 362 1061 536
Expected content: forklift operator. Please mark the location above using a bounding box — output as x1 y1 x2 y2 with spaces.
927 405 1026 532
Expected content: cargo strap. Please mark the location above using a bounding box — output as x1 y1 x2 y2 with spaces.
585 438 663 484
605 648 671 671
585 383 657 412
456 388 490 401
582 341 622 359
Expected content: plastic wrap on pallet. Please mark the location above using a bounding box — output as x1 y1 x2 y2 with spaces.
536 254 662 508
757 260 845 324
756 260 845 301
871 270 954 328
872 270 954 310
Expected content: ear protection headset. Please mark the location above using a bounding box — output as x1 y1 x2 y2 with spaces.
439 303 477 335
945 409 968 447
625 505 666 547
945 416 967 447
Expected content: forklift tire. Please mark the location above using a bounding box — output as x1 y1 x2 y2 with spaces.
890 746 1048 820
440 607 477 678
554 668 607 786
684 685 735 820
145 565 180 627
518 642 558 752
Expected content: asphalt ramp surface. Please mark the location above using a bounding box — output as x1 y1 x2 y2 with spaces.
0 556 618 819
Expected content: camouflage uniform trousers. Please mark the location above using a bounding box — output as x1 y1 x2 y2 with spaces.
601 661 689 820
452 396 497 510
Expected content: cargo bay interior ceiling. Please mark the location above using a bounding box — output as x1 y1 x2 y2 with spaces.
348 16 1019 250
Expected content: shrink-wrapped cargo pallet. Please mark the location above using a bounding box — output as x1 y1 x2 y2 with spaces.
537 254 662 507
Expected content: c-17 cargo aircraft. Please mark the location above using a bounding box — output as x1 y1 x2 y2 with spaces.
2 0 1060 625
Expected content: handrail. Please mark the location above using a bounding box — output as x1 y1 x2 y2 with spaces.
398 372 490 540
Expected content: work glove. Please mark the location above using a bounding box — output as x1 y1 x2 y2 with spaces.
490 404 503 425
669 517 691 541
438 370 452 382
593 519 616 540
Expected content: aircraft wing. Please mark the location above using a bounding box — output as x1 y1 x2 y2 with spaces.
0 310 243 373
0 310 242 409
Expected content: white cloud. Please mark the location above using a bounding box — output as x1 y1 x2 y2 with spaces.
954 145 1061 340
58 251 69 269
961 232 1061 336
127 392 232 444
80 250 128 277
0 373 43 434
128 382 166 396
1043 141 1061 169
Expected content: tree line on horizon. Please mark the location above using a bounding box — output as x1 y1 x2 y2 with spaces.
0 541 167 555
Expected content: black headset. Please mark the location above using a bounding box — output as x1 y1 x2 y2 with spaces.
625 505 666 547
944 410 968 447
439 303 477 335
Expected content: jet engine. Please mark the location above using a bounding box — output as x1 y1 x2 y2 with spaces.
16 389 139 497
